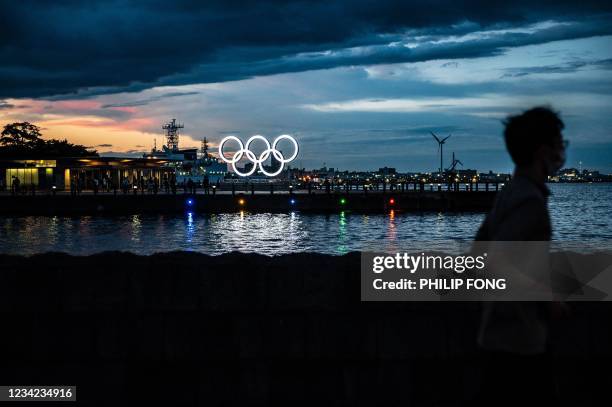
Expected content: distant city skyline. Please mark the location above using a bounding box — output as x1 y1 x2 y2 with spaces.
1 1 611 173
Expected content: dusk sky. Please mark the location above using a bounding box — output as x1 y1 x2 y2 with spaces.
1 1 611 172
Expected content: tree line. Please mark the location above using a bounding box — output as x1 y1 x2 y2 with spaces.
0 122 98 158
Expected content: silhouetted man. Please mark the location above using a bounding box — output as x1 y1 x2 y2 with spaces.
474 107 567 406
11 176 19 195
203 175 210 195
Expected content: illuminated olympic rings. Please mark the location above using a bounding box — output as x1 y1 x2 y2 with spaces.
218 135 299 177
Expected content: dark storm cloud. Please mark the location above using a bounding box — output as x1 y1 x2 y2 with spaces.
364 125 465 135
101 91 200 108
1 0 611 99
500 58 612 78
440 62 459 68
99 150 146 157
0 100 14 109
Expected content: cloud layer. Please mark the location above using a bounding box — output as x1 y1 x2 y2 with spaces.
1 0 612 98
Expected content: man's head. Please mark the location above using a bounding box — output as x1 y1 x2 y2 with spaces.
503 106 566 176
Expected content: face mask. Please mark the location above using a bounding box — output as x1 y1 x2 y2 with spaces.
544 147 565 175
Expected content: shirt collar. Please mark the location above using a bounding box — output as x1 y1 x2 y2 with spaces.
513 172 550 197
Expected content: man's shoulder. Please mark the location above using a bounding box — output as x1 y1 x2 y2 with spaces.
483 176 551 241
496 176 548 208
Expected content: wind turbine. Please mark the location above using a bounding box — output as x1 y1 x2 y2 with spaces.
431 132 451 175
447 152 463 172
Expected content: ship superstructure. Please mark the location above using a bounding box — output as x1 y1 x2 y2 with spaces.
144 120 227 183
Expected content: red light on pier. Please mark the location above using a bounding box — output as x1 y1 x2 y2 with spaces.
389 198 395 205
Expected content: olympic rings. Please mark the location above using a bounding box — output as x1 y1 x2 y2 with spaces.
218 135 299 177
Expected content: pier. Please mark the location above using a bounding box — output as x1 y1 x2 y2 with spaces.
0 182 501 215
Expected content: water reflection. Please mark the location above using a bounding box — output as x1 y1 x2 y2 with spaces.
48 216 59 247
337 211 348 254
185 212 195 248
208 212 308 254
385 210 398 252
130 214 141 243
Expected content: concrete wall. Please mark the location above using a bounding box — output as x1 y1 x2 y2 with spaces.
0 252 610 406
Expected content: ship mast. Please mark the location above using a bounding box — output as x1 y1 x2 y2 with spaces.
162 118 184 152
201 137 209 158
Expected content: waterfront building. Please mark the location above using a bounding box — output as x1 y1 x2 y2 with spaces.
550 167 611 183
453 169 478 179
0 157 174 191
378 167 397 175
478 170 511 183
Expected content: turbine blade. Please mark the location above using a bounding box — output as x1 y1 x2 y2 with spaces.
431 132 441 143
442 134 452 142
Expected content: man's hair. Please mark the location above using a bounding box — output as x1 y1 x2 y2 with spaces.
503 106 564 166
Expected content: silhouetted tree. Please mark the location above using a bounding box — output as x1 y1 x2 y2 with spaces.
0 122 43 147
42 138 97 157
0 122 97 158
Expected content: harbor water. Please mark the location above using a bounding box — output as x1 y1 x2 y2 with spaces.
1 183 610 256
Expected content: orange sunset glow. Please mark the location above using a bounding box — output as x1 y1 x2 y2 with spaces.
0 95 204 154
